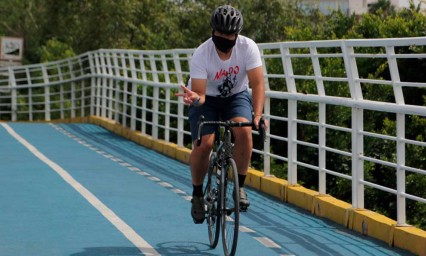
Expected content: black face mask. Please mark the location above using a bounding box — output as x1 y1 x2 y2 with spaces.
212 34 237 53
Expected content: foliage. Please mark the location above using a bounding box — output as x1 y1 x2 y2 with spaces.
39 38 75 62
368 0 396 16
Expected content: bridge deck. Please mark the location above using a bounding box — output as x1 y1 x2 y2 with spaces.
0 123 413 256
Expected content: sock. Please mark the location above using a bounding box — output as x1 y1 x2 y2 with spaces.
238 174 246 188
192 184 203 197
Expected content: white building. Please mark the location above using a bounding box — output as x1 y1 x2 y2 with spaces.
300 0 425 15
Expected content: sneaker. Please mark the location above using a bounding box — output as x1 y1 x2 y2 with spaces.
191 196 205 224
237 187 250 212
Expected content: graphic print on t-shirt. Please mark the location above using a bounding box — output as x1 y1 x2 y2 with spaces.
215 65 239 97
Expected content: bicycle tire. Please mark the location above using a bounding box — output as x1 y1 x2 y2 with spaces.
220 158 239 256
205 152 220 248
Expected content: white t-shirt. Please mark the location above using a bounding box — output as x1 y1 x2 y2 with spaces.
189 35 262 98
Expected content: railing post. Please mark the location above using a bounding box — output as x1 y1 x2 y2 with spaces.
396 113 406 225
78 54 86 117
105 52 114 121
342 41 364 208
68 59 76 118
318 103 326 194
41 66 51 121
173 51 185 148
259 47 271 176
25 68 33 121
8 67 17 121
119 53 129 126
88 52 96 117
387 46 407 225
140 54 148 135
351 108 364 209
92 52 102 117
161 53 171 142
310 46 327 194
129 53 138 131
288 101 298 184
99 51 108 118
149 54 160 140
112 52 120 124
57 65 65 119
281 44 298 184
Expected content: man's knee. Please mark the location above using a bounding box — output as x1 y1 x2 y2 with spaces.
192 136 214 155
233 127 252 141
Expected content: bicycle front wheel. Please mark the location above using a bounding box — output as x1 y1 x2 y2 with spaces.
205 152 220 248
220 158 240 256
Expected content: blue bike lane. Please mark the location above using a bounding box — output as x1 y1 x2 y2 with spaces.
0 123 414 256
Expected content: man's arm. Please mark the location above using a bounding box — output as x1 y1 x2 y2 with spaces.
190 78 207 106
176 78 207 106
248 66 265 127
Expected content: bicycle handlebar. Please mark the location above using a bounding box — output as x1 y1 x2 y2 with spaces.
196 115 266 146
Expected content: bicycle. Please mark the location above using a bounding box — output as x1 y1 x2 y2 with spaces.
196 115 265 256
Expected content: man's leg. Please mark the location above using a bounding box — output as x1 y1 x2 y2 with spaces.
231 117 253 210
190 134 215 187
189 134 214 223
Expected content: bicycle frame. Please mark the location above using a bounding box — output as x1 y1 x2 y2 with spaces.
197 116 257 256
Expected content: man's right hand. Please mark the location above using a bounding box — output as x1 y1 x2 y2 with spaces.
176 85 201 106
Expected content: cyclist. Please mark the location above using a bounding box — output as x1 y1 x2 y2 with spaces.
176 5 266 224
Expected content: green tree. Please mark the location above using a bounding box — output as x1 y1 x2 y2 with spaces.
0 0 47 63
368 0 396 16
39 38 75 62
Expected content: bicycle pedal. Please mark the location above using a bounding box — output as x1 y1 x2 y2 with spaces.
193 218 205 224
240 206 248 212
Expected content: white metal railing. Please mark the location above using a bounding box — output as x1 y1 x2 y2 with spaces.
1 37 426 227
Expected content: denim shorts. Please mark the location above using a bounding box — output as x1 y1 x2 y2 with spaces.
188 90 253 141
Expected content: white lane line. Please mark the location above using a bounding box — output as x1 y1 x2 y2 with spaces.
158 182 173 188
183 195 192 201
171 188 186 194
254 237 281 248
1 123 160 256
239 226 256 233
129 167 141 172
148 177 161 182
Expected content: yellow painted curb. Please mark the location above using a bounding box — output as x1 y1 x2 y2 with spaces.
260 175 287 201
347 208 397 245
246 168 263 191
151 139 165 154
138 134 153 148
393 226 426 256
286 185 319 212
119 126 132 140
129 130 142 143
312 195 352 227
175 147 191 164
152 140 177 158
51 116 89 124
163 142 178 159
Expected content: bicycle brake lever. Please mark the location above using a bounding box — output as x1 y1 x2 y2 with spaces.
259 118 266 143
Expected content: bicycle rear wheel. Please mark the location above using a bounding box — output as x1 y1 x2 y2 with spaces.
204 152 220 248
220 158 239 256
